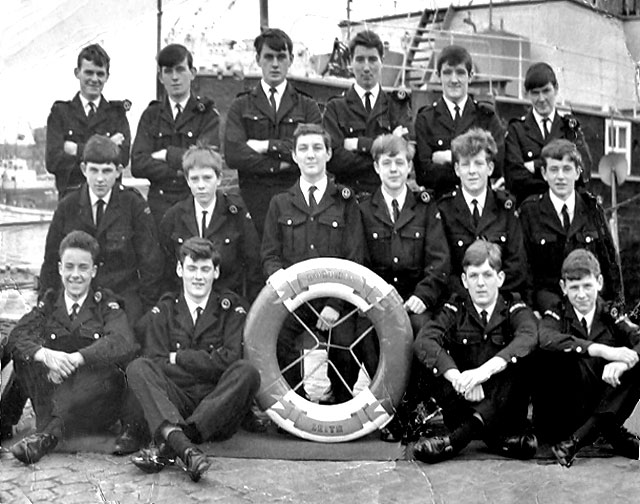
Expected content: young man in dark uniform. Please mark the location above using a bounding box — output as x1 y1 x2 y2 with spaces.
225 28 321 238
323 30 412 197
414 45 504 198
7 230 138 464
126 238 260 482
536 249 640 466
413 240 538 463
518 139 622 314
40 134 163 324
46 44 131 198
132 44 220 227
159 144 262 302
438 128 527 297
261 123 365 403
505 62 591 205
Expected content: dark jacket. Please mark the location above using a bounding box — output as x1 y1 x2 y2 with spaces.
414 97 504 197
46 93 131 196
40 184 163 311
323 86 413 195
437 187 528 296
159 191 263 301
359 187 450 309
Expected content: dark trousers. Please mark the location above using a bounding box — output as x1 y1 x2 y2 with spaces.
533 351 640 443
14 358 125 435
126 358 260 441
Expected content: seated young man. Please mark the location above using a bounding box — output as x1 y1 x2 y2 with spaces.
125 237 260 482
261 123 365 404
359 133 450 441
7 230 138 464
412 239 538 463
159 144 262 302
536 249 640 467
438 128 527 297
519 139 623 314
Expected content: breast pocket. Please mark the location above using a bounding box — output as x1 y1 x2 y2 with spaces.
278 214 307 257
243 113 271 139
279 115 305 139
575 228 600 253
105 228 132 255
399 226 425 266
345 120 366 137
376 116 392 134
317 213 346 255
366 227 391 263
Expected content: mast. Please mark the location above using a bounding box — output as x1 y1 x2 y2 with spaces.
260 0 269 31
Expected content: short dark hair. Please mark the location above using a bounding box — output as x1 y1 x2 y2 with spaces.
157 44 194 69
349 30 384 59
59 230 100 263
293 123 331 150
77 44 110 73
182 143 223 178
561 249 601 280
437 45 473 74
451 128 497 163
254 28 294 56
178 237 221 266
83 134 120 164
541 139 582 171
524 62 557 91
371 134 414 162
462 239 502 272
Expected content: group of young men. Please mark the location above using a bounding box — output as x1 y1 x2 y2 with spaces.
1 25 639 481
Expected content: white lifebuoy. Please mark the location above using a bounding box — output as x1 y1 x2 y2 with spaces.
243 258 413 442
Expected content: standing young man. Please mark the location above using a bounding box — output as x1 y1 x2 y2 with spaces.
225 28 321 237
7 231 137 464
261 123 365 403
132 44 220 227
415 45 504 198
323 30 412 197
46 44 131 198
505 62 591 204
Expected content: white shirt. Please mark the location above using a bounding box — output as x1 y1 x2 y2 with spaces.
299 175 328 206
89 189 112 225
380 185 408 222
194 198 216 236
442 95 468 121
64 292 88 317
354 83 380 111
261 79 287 111
473 300 496 324
168 95 190 119
548 190 576 227
532 108 556 138
184 295 209 324
574 306 596 334
461 187 487 218
79 94 101 116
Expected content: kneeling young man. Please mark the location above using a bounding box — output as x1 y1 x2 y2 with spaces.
7 230 137 464
126 237 260 482
536 249 640 467
413 240 538 463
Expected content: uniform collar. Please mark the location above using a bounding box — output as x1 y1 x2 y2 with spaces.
168 95 191 118
532 108 556 135
299 175 328 205
472 299 497 321
442 95 468 119
380 185 408 219
64 291 88 315
79 94 102 114
261 79 288 109
461 186 487 215
573 305 596 333
353 83 380 108
88 187 112 207
548 190 576 220
184 292 210 324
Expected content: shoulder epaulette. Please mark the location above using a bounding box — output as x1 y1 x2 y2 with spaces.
109 99 132 111
52 99 71 109
147 99 162 108
578 189 601 207
493 189 516 211
326 91 347 102
509 115 526 124
291 86 314 100
509 301 527 313
474 98 496 115
544 309 561 320
235 88 253 98
437 189 457 203
444 302 458 313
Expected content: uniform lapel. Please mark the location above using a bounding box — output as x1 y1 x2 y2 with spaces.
78 186 97 230
484 296 506 334
175 96 195 129
180 198 200 238
346 86 369 124
91 95 109 128
176 294 195 334
71 93 89 126
96 186 121 235
394 190 417 231
452 190 477 234
524 110 545 146
315 180 338 215
52 292 73 330
276 83 296 123
367 89 388 128
540 192 565 234
252 86 277 125
457 99 476 134
371 188 393 227
549 113 564 141
435 98 455 133
567 194 588 239
205 193 228 237
193 291 218 343
290 182 311 215
73 291 96 329
477 189 498 233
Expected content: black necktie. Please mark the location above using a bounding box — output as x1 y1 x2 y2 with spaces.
95 199 105 228
561 204 570 233
70 303 80 321
542 118 550 139
472 199 480 228
309 186 318 213
88 102 96 121
481 310 488 327
364 91 372 114
581 317 589 336
269 87 277 117
391 198 400 223
454 104 461 124
175 103 182 123
201 210 208 238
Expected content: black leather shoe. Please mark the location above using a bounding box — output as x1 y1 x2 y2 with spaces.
487 433 538 460
113 424 146 455
608 427 640 460
10 433 58 464
130 445 175 474
380 417 404 443
177 447 211 482
552 436 580 467
413 435 456 463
